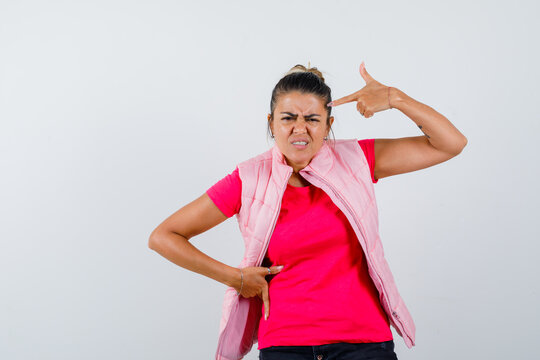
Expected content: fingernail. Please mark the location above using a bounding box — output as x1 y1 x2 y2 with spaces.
277 265 284 270
265 313 268 320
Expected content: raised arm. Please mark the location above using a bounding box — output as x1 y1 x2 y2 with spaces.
373 87 467 180
328 61 467 180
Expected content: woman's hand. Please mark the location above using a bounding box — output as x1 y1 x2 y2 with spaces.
328 61 392 118
233 265 284 320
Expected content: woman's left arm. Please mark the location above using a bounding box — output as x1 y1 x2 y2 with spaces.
373 87 468 180
328 62 468 181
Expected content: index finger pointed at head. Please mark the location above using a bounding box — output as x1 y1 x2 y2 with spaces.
327 92 358 107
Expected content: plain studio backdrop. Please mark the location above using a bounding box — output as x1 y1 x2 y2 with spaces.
1 1 539 359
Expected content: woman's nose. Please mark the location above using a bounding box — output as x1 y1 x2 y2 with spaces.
293 127 307 134
293 119 307 133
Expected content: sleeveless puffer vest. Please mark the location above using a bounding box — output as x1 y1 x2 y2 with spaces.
215 139 416 360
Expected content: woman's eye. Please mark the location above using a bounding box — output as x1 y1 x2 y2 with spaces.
281 117 318 122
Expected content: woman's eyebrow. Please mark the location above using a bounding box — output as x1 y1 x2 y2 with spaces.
280 112 320 117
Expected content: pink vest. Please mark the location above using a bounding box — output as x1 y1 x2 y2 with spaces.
215 139 416 360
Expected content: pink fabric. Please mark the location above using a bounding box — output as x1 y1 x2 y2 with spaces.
206 139 377 218
207 139 392 348
255 182 393 348
214 139 416 358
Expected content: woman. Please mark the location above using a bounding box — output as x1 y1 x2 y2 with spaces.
148 62 467 360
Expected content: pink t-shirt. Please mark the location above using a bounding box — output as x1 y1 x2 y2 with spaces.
206 139 392 349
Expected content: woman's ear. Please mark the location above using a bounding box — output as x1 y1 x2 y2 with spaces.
267 114 273 131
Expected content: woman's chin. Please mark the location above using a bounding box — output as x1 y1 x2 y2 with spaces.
285 155 311 167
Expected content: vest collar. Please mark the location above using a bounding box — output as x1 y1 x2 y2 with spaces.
271 140 334 179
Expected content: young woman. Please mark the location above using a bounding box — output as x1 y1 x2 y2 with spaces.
149 62 467 360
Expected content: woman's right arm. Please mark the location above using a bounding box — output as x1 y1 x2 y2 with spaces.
148 192 241 290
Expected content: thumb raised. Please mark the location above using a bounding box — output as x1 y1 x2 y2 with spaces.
359 61 373 83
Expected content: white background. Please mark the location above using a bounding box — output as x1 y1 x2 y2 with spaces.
1 1 539 359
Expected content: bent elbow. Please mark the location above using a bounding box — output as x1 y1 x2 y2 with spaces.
461 135 468 150
148 229 163 250
460 136 468 153
452 136 468 156
148 237 158 250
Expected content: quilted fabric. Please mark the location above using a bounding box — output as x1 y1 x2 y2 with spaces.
215 139 416 360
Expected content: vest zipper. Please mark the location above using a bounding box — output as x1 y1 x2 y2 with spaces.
248 167 293 346
255 167 293 267
217 169 292 359
302 169 408 339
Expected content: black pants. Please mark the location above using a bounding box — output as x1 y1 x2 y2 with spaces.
259 340 398 360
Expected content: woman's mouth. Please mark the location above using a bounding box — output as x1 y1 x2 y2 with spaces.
291 141 308 149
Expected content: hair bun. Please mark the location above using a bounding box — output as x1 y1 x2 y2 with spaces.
284 62 326 83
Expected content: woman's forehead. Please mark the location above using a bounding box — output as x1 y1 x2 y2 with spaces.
277 93 325 112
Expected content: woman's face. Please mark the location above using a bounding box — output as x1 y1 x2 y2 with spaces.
268 91 334 173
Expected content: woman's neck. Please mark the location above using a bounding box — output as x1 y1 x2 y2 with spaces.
288 172 311 187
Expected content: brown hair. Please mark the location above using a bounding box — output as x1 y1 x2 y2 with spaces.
267 63 335 147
